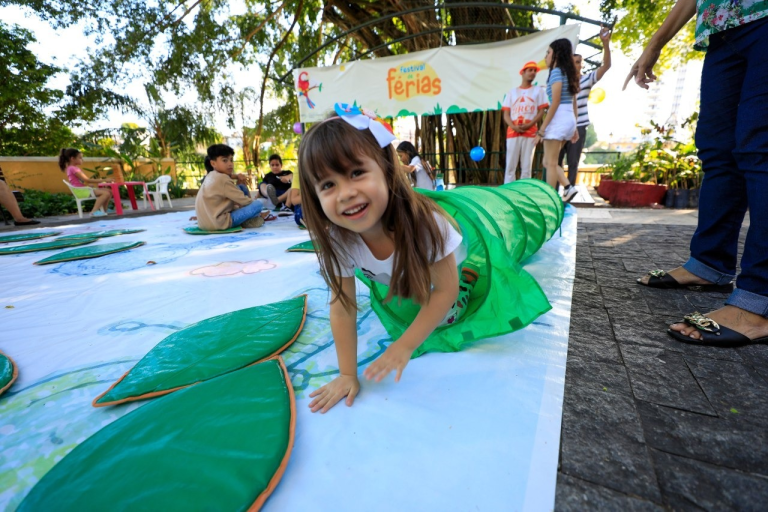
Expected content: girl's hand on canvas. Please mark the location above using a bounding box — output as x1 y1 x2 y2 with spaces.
363 342 414 383
308 374 360 413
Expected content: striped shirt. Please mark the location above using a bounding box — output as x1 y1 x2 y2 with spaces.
546 67 573 105
576 71 598 127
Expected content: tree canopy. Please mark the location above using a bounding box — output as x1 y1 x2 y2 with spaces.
0 21 76 155
600 0 700 71
2 0 692 165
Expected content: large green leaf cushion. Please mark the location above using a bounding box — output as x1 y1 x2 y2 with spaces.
34 241 145 265
55 229 145 241
0 237 98 255
184 226 242 235
93 295 307 407
286 240 316 253
0 350 18 397
19 357 296 511
0 232 61 244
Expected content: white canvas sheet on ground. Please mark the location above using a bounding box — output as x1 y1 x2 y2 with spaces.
0 206 576 511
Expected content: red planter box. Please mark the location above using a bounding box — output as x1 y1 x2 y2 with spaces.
609 181 668 207
596 178 617 200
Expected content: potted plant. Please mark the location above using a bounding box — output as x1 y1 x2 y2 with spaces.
658 116 702 209
598 140 668 207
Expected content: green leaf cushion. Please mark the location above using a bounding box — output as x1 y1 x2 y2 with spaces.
0 350 18 397
34 241 146 265
0 237 98 255
184 226 242 235
286 240 316 252
19 357 295 511
93 295 307 407
55 229 145 241
0 232 61 244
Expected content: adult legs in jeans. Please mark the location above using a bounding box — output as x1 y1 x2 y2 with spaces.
230 199 264 227
667 18 768 341
562 126 587 185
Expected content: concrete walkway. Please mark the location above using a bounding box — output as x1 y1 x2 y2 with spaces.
556 222 767 510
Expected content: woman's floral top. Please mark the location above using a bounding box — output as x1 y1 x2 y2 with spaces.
696 0 768 49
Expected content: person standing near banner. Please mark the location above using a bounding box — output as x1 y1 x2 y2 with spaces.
558 25 613 186
502 62 549 183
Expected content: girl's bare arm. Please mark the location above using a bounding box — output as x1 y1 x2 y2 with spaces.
363 253 459 383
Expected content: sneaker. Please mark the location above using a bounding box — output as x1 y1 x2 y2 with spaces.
241 216 265 228
279 205 293 213
562 185 578 204
277 210 292 217
265 184 279 208
91 210 108 217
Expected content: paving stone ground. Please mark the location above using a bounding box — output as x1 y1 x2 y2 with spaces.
556 223 768 511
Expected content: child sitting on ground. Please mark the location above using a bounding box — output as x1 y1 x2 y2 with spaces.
259 154 293 212
195 144 269 230
285 167 304 228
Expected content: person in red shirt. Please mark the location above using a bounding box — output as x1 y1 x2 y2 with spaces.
501 62 549 183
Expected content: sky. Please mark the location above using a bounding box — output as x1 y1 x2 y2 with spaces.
1 0 702 144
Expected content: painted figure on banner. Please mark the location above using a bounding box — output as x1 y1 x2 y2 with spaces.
297 71 321 109
502 61 549 183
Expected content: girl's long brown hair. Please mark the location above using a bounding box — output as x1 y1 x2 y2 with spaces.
59 148 81 171
549 38 580 96
299 119 448 310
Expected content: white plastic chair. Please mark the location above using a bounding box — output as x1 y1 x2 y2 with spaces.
63 180 101 218
145 175 172 209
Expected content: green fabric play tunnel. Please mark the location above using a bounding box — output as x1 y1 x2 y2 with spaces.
357 180 564 357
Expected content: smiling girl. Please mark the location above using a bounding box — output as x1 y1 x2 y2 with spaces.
298 105 476 413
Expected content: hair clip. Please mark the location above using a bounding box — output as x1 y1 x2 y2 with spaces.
333 103 396 148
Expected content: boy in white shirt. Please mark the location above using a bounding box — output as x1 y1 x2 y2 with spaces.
502 61 549 183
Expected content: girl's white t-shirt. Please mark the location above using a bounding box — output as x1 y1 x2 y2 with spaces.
337 212 465 286
410 155 435 191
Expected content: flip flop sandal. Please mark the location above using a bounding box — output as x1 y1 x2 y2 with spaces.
667 311 768 347
263 214 277 221
637 270 733 292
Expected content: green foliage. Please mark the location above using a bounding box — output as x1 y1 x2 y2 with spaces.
584 124 598 149
600 113 702 188
600 0 701 71
0 21 78 156
584 150 621 166
12 189 78 218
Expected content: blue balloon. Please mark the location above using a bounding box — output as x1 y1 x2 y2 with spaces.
470 146 486 162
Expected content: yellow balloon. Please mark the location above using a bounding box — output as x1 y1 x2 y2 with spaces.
589 87 606 104
537 59 547 70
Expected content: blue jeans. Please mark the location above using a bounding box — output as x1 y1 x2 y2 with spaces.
683 17 768 317
236 184 251 197
230 199 264 227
